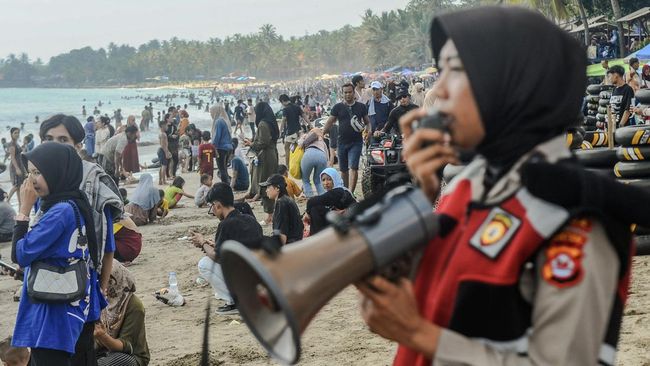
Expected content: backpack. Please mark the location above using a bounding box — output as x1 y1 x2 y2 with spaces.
81 161 124 272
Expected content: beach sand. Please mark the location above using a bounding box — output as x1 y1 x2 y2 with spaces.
1 144 649 365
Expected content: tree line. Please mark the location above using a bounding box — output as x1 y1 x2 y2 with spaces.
0 0 644 86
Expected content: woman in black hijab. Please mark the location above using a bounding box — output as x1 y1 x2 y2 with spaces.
244 102 280 220
357 7 634 366
11 142 98 366
254 101 280 142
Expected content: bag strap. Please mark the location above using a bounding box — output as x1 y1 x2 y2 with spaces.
65 201 88 262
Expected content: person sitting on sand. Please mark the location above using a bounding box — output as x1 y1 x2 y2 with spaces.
195 174 213 208
277 165 302 200
0 337 29 366
113 217 142 265
190 183 263 315
260 174 303 244
124 174 162 226
0 188 15 243
164 177 194 209
95 260 150 366
229 138 249 192
303 168 356 236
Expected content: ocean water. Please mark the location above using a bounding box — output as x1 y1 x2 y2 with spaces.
0 87 219 149
0 87 225 206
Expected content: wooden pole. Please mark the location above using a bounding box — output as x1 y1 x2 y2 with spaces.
607 105 616 149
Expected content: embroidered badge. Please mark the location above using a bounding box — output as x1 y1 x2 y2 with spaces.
542 219 590 288
470 208 521 259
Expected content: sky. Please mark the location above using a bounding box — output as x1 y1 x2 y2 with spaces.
0 0 411 62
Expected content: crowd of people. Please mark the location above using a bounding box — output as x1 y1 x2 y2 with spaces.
0 6 647 365
0 60 435 365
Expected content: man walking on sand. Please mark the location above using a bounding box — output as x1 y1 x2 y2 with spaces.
246 98 256 139
324 83 370 195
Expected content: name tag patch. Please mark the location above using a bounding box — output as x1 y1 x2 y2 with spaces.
470 208 521 259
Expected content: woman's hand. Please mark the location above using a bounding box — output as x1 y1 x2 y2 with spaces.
19 179 38 216
94 322 107 338
399 108 458 203
356 276 440 359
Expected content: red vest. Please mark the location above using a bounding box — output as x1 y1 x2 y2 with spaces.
393 176 630 366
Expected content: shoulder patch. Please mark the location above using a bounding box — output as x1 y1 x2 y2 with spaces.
542 219 591 288
469 207 521 259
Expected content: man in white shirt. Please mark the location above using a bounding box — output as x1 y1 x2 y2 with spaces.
246 98 256 139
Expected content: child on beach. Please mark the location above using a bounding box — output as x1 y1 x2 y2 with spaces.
278 165 302 200
164 177 194 208
158 120 171 186
230 138 249 192
198 131 216 178
157 190 169 218
195 174 213 207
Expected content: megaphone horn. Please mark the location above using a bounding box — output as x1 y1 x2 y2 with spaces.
220 185 438 365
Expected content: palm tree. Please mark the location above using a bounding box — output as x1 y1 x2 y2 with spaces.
259 24 278 43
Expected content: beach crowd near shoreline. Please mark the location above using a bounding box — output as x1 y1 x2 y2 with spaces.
0 34 649 366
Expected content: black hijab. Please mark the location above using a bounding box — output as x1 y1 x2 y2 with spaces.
23 142 99 267
254 102 280 141
429 6 586 168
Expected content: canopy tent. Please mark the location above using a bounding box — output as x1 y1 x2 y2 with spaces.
617 7 650 23
384 65 402 73
636 43 650 60
401 68 415 75
568 15 610 34
569 20 611 34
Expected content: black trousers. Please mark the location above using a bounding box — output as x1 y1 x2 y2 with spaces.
71 322 97 366
170 150 179 177
216 149 231 185
31 348 71 366
249 122 256 139
309 206 331 236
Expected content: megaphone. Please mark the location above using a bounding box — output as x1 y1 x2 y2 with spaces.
220 185 439 364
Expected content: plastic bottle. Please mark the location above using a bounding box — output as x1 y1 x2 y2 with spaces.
169 272 178 295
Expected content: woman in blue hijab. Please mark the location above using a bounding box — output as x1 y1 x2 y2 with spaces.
303 167 356 235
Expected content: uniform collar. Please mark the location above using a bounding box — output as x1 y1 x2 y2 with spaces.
449 135 570 205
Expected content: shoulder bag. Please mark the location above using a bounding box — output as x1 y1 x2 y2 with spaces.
27 201 89 303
